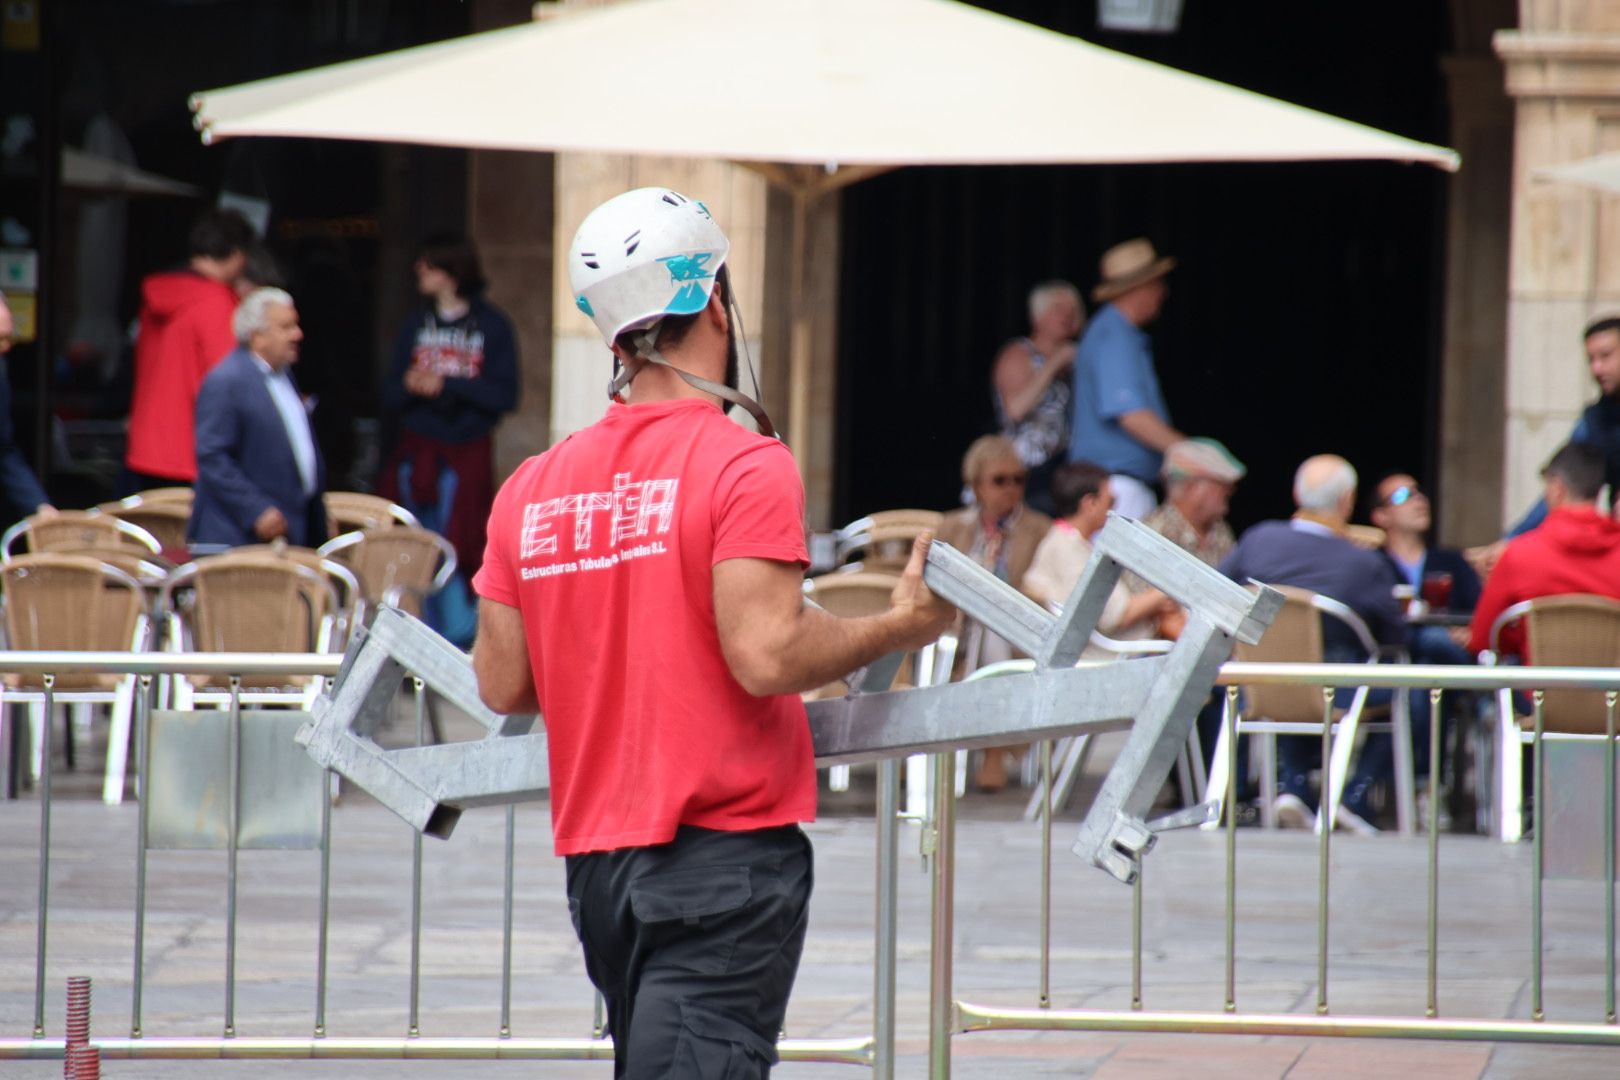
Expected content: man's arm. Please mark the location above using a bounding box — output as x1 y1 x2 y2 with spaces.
1116 409 1185 454
713 534 956 697
473 597 539 714
194 374 277 535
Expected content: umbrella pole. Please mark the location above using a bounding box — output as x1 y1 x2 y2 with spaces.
788 187 813 460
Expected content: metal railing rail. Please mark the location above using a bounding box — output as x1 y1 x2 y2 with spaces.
936 663 1620 1078
0 651 877 1070
6 653 1620 1075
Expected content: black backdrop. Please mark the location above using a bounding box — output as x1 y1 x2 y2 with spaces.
835 1 1454 533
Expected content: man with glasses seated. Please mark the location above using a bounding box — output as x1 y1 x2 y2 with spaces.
1369 472 1480 666
0 292 53 525
939 434 1052 790
1221 455 1430 834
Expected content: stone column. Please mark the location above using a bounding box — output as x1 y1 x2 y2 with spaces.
1496 14 1620 525
471 0 556 481
1437 47 1513 546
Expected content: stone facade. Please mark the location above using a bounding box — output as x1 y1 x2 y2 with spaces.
1495 7 1620 526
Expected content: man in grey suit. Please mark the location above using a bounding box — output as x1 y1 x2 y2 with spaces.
188 287 328 549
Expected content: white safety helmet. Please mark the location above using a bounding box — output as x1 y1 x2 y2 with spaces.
569 187 731 347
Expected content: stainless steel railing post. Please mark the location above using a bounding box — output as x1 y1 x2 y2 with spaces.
927 751 957 1080
500 805 516 1039
131 674 153 1039
1427 687 1442 1019
1224 685 1239 1014
409 677 425 1039
1038 738 1052 1010
224 675 242 1038
315 767 333 1038
32 674 55 1039
1316 686 1331 1016
873 757 900 1080
1532 690 1546 1022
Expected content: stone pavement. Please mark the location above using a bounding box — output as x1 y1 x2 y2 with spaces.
4 768 1619 1078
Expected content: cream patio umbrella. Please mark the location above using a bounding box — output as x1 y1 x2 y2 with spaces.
190 0 1460 450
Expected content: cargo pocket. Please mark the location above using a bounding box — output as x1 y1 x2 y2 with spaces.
630 866 751 976
667 1002 778 1079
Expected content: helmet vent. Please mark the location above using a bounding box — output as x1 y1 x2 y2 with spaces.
662 192 684 206
580 251 600 269
624 230 641 256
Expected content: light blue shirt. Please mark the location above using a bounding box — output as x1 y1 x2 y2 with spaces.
1067 303 1169 482
251 354 317 497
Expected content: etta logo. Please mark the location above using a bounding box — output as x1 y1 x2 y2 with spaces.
519 472 678 566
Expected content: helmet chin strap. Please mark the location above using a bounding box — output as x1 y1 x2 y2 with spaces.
606 324 778 440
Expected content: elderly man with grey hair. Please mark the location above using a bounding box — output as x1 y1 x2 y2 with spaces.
1218 453 1420 834
188 287 328 548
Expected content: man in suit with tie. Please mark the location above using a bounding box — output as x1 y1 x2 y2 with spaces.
189 287 328 549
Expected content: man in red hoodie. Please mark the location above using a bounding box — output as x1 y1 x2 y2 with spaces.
122 209 254 494
1469 441 1620 659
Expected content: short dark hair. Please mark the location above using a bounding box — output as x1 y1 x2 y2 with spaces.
239 242 285 290
612 266 735 387
1584 316 1620 341
188 209 254 261
417 233 486 297
1051 460 1111 519
1543 441 1606 501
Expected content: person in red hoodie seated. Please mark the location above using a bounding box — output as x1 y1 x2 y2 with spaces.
122 208 254 495
1469 441 1620 660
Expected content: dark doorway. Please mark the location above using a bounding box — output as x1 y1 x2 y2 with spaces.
836 1 1451 532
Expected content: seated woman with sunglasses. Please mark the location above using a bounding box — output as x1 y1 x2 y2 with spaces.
938 435 1052 790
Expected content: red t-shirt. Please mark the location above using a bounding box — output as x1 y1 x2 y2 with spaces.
473 398 816 856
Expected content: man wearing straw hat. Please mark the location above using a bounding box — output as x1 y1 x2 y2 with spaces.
1068 238 1185 520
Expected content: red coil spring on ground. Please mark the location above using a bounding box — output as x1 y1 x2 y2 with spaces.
64 976 98 1080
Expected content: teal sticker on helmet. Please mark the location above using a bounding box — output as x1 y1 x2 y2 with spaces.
666 282 709 315
695 201 713 220
575 295 594 317
658 252 713 283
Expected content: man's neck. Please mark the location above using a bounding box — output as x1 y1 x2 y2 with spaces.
1384 530 1426 563
622 357 722 409
1292 509 1346 533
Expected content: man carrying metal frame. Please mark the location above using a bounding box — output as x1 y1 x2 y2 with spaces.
470 188 955 1078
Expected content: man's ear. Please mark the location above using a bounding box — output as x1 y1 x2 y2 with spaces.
1544 474 1569 509
705 287 730 335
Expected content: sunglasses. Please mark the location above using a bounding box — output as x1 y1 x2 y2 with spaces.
1383 484 1421 507
986 472 1027 488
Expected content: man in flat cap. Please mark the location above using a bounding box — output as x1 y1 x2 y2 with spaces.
1140 437 1245 572
1067 238 1185 519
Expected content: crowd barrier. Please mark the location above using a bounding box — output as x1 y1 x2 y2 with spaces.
0 652 1618 1078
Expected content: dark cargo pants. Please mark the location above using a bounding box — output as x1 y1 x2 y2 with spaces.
564 824 813 1079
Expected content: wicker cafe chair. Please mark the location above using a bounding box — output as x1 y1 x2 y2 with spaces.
97 494 192 552
232 542 364 648
0 509 161 562
802 570 920 794
1483 594 1620 842
318 526 456 617
834 509 943 573
323 491 420 534
0 553 151 803
1204 585 1416 835
160 551 340 709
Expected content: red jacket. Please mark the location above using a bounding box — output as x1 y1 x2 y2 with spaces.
125 270 238 481
1468 505 1620 659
